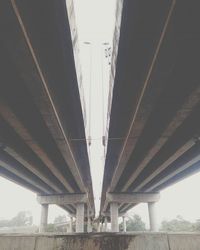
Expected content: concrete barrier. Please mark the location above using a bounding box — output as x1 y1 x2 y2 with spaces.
0 233 200 250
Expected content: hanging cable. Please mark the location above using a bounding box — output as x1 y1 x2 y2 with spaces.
101 43 108 158
101 42 111 158
88 43 92 147
84 41 92 147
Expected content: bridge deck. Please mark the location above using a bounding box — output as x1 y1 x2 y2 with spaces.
0 0 94 215
101 0 200 215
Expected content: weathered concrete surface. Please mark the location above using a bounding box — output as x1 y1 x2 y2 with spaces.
0 233 200 250
168 233 200 250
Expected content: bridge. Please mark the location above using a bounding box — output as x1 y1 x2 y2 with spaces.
100 0 200 232
0 0 200 246
0 0 94 233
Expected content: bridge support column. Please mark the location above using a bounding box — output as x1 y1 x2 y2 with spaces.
122 215 127 232
110 202 119 232
69 216 73 233
39 204 48 233
148 202 158 231
97 222 101 232
104 217 108 232
87 217 92 232
76 203 84 233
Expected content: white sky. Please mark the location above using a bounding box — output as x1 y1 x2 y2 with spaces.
72 0 117 215
0 0 199 229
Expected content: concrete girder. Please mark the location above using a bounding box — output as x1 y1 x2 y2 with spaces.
128 102 200 192
119 203 137 214
146 151 200 192
107 192 160 204
0 150 52 194
0 118 64 193
101 211 126 218
153 160 200 193
0 101 75 193
108 0 176 193
101 0 200 215
37 194 88 205
103 192 160 213
133 140 195 192
122 86 200 191
100 0 177 213
2 0 94 213
0 167 44 194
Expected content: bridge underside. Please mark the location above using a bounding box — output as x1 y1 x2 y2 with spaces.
0 0 200 235
101 0 200 218
0 0 94 218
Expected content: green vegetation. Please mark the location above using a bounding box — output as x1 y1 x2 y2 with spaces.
120 214 146 231
0 211 32 227
120 214 200 232
160 215 200 232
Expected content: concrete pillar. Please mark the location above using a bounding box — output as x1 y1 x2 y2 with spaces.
100 222 103 232
39 204 48 233
148 202 158 231
76 203 84 233
122 216 127 232
87 217 92 232
97 222 101 232
104 217 108 232
69 216 73 233
110 202 119 232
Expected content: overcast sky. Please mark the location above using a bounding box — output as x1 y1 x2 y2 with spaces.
0 0 200 229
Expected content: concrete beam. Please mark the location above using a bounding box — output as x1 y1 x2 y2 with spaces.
0 150 51 194
37 194 87 205
122 86 200 192
100 0 176 214
102 213 126 219
9 0 88 195
146 151 200 192
0 167 42 194
153 160 200 192
119 203 136 213
0 118 63 193
133 140 194 192
2 0 94 213
0 102 74 192
106 192 160 204
108 0 176 193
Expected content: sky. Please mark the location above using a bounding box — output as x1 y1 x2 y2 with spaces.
72 0 118 215
0 0 200 229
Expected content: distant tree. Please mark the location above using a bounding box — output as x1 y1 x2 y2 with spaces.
0 211 33 228
0 219 10 228
193 219 200 231
46 223 55 232
10 211 33 227
160 215 194 232
120 214 146 231
54 215 66 224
